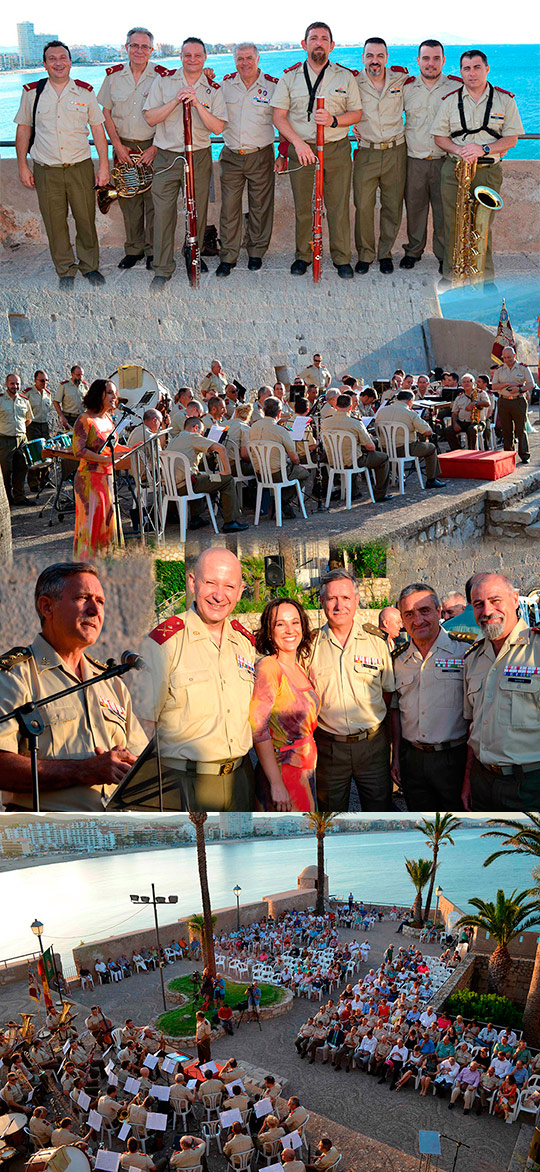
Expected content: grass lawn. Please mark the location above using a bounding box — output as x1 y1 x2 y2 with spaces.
156 975 285 1037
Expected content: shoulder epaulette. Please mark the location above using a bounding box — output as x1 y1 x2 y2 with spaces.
85 653 108 670
362 623 386 642
448 75 462 82
531 625 540 635
390 65 408 74
231 619 256 647
23 79 40 92
223 71 237 81
148 616 185 645
284 62 302 73
335 62 360 77
392 642 408 661
404 75 416 85
263 73 278 84
464 639 483 658
207 78 220 90
442 88 462 101
155 65 176 77
494 85 515 97
75 79 93 91
448 631 478 645
106 63 124 76
0 646 32 671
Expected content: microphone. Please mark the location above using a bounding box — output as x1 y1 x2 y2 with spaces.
120 650 148 672
119 405 142 418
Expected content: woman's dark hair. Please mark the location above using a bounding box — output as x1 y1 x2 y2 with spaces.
83 379 114 413
254 597 313 663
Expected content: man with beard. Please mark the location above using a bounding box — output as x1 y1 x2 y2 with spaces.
462 573 540 809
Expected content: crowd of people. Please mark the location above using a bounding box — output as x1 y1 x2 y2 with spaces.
13 26 525 287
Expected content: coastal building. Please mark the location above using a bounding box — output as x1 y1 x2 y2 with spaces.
17 21 58 66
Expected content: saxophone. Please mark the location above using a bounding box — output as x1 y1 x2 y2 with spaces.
452 159 503 286
470 385 481 425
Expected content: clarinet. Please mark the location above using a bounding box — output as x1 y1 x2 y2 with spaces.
182 101 201 288
312 97 325 283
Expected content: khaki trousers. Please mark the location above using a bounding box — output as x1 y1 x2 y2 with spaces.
219 144 275 263
160 757 255 811
396 440 440 480
152 146 212 277
288 138 352 264
403 156 445 261
497 396 529 461
440 157 503 280
0 434 27 502
176 473 239 525
33 158 99 276
314 724 391 811
353 141 407 262
118 137 155 256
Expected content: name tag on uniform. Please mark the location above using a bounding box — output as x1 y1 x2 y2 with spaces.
99 697 127 718
354 655 382 669
504 666 538 681
334 88 347 94
435 658 464 672
236 655 255 676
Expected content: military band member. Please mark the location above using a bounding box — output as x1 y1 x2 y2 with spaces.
320 388 339 419
97 27 159 269
249 386 272 425
250 396 310 518
217 44 278 276
200 360 229 399
392 583 469 808
298 353 332 390
53 365 89 430
0 563 147 811
225 402 253 474
23 369 54 492
401 40 458 271
169 416 246 533
139 549 256 811
462 573 540 810
170 388 194 437
491 346 534 464
353 38 408 274
224 384 239 417
144 37 227 286
308 570 396 811
376 390 446 488
14 40 109 288
272 22 362 278
0 374 33 506
320 394 392 502
433 49 523 283
201 396 227 433
445 373 491 449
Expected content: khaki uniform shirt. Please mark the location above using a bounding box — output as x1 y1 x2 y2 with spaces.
15 77 105 166
54 379 88 417
226 419 251 453
298 364 331 390
170 1144 206 1170
431 83 523 157
98 1094 120 1120
29 1116 53 1145
281 1162 305 1172
170 1084 194 1108
202 412 226 433
355 67 408 145
308 613 394 735
198 1076 222 1102
168 431 215 485
224 397 238 419
25 387 54 424
250 416 297 474
320 403 337 420
52 1127 78 1147
259 1127 285 1150
97 61 160 141
321 411 371 463
170 406 187 437
139 605 255 764
200 371 229 398
285 1105 308 1130
120 1153 154 1171
315 1147 340 1170
375 402 431 444
272 60 362 144
463 619 540 765
0 392 32 438
392 628 470 744
491 362 534 398
227 1092 249 1111
222 70 278 150
144 70 227 152
452 390 491 422
223 1135 254 1161
403 74 459 158
0 633 147 811
128 1104 148 1127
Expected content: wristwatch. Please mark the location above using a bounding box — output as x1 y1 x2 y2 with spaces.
482 144 491 155
331 115 338 129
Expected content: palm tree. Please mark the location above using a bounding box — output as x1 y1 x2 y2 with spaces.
419 812 462 925
482 816 540 1040
455 889 540 996
304 813 336 914
405 858 434 927
188 912 217 968
189 813 216 978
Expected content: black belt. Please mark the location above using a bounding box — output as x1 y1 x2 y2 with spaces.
317 724 382 744
409 738 468 754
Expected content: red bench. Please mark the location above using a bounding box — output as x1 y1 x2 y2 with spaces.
438 450 516 480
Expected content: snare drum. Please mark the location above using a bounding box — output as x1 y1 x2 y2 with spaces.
25 1148 92 1172
0 1115 26 1147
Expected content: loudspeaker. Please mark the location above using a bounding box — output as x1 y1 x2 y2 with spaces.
264 555 285 587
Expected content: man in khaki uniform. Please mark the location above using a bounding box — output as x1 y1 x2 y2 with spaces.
433 50 523 282
445 374 491 450
321 394 391 501
170 1137 207 1172
401 40 459 271
320 389 338 419
24 370 54 492
272 22 361 277
376 390 445 487
308 569 396 811
306 1139 340 1172
170 1075 195 1113
249 386 272 425
29 1108 53 1148
282 1152 306 1172
0 373 33 506
298 354 332 390
98 1087 125 1122
392 582 469 809
195 1018 214 1067
353 38 409 274
53 365 89 430
223 1123 254 1166
218 44 278 276
120 1139 158 1172
282 1098 309 1132
249 396 309 517
98 27 159 269
144 37 227 285
200 361 229 399
201 396 227 433
491 346 534 463
138 548 256 811
0 562 147 811
15 40 108 287
462 573 540 810
168 417 245 532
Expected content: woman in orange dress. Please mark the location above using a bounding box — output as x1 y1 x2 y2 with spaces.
72 379 122 559
249 598 320 812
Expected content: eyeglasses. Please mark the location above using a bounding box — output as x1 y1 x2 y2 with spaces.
129 42 152 50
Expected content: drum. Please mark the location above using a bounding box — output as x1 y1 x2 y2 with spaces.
0 1148 16 1163
108 366 169 414
45 433 73 451
0 1115 26 1147
22 438 52 469
25 1148 92 1172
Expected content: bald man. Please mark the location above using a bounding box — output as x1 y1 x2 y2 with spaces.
491 347 535 464
378 606 403 652
139 548 256 810
463 573 540 810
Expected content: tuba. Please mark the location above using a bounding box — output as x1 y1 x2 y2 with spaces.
97 147 153 215
452 159 503 286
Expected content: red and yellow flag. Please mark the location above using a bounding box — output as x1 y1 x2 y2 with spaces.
491 299 515 366
37 956 53 1010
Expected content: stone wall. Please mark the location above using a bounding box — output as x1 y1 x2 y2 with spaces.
473 954 534 1007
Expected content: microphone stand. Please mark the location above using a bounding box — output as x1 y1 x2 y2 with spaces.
0 658 139 813
307 394 328 513
439 1134 472 1172
97 406 140 551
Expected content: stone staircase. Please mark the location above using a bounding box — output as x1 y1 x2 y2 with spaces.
486 469 540 541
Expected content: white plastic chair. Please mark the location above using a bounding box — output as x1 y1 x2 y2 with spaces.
226 1147 254 1172
257 1138 283 1167
160 450 219 541
201 1091 223 1120
228 439 256 508
248 440 307 527
201 1119 223 1153
376 421 425 493
322 430 375 508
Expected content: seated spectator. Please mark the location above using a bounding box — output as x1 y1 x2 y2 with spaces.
433 1057 460 1096
448 1061 481 1113
493 1074 518 1123
418 1052 439 1095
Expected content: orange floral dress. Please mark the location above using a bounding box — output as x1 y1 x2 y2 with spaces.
73 412 120 559
249 655 320 812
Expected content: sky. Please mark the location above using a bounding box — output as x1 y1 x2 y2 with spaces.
4 0 537 47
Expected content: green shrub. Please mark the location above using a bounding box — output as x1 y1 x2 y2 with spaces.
339 540 388 579
154 560 186 611
156 976 284 1036
445 989 523 1029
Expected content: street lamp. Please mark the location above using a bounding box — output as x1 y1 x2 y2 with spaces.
130 886 178 1012
30 918 62 1006
233 884 241 932
435 885 443 930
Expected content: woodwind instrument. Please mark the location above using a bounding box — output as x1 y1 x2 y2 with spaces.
182 101 201 288
470 384 481 424
312 96 325 283
452 158 503 286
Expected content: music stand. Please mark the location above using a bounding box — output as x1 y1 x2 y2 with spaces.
127 427 171 545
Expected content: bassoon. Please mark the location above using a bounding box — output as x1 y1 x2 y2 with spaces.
312 96 325 283
182 101 201 288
